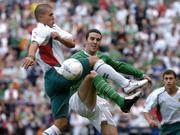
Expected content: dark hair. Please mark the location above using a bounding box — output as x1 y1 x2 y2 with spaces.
162 69 177 78
34 4 52 21
86 29 102 39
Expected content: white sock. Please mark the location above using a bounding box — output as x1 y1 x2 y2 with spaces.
93 59 129 88
43 125 61 135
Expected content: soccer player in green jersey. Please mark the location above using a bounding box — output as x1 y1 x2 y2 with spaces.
71 29 151 94
69 29 152 134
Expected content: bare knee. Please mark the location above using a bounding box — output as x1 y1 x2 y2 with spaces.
54 117 68 132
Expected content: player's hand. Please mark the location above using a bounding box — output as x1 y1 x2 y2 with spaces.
90 70 97 78
144 75 152 87
21 56 35 69
148 119 159 128
51 32 60 40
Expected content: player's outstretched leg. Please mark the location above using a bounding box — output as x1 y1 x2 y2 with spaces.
92 73 142 113
93 59 148 94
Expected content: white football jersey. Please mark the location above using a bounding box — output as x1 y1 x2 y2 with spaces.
31 23 73 72
143 86 180 125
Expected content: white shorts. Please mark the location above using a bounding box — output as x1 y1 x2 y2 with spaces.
69 92 116 132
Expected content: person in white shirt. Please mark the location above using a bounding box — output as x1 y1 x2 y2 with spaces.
143 69 180 135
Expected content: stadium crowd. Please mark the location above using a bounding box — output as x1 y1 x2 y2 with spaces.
0 0 179 134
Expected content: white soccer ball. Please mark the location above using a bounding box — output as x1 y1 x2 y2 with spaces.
61 58 83 80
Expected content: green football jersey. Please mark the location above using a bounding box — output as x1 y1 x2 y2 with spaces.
70 50 144 96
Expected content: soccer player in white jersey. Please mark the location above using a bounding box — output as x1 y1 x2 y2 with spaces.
22 4 150 135
143 69 180 135
22 3 76 135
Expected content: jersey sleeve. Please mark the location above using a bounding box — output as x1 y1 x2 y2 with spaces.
31 27 50 45
143 87 166 113
96 51 144 79
143 91 158 113
53 24 73 40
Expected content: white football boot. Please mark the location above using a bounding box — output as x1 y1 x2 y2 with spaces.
123 79 148 94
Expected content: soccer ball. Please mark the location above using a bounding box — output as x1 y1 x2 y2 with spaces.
61 58 83 80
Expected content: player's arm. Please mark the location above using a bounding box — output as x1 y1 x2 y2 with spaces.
143 90 159 127
143 112 159 128
97 51 145 79
22 41 39 69
113 60 152 83
51 25 75 48
97 51 152 83
51 32 75 48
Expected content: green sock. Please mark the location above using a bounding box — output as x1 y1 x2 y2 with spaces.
92 74 125 108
